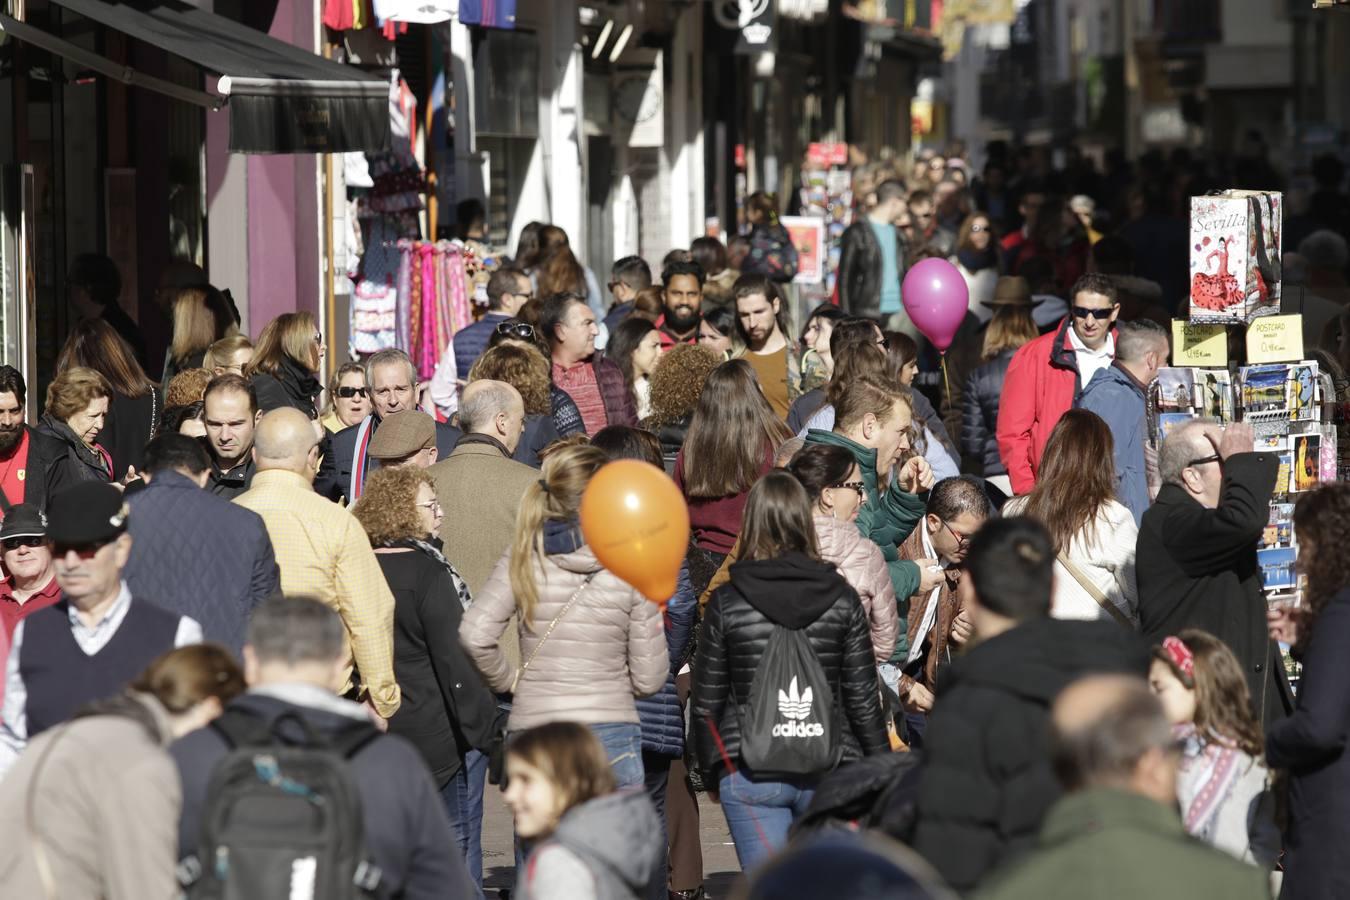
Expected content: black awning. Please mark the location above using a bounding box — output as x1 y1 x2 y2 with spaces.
0 0 389 154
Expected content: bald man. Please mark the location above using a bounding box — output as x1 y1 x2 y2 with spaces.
234 408 401 720
977 676 1270 900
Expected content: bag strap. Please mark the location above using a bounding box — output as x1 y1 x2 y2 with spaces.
512 571 597 693
1057 552 1132 628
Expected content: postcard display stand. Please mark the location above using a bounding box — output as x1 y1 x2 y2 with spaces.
1148 189 1335 610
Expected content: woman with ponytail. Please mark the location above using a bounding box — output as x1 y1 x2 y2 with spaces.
460 441 667 788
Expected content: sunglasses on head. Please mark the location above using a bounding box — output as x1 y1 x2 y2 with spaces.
3 535 46 551
336 386 368 399
1071 306 1116 320
496 322 537 340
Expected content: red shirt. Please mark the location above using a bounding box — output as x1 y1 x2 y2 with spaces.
552 359 608 436
656 315 699 350
0 572 61 639
0 430 31 515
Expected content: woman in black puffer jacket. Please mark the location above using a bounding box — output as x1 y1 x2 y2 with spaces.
691 470 888 871
962 289 1039 488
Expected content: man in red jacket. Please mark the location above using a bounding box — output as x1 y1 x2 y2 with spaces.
996 273 1119 494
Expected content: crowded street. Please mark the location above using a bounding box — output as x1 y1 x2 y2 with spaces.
0 0 1349 898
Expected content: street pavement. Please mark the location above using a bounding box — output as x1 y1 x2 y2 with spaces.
482 785 743 896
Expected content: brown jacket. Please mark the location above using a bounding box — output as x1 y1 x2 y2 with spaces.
460 546 667 731
900 527 965 692
430 438 539 669
0 693 179 900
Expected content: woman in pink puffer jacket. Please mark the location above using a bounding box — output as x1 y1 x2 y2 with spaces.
787 443 899 662
460 442 667 789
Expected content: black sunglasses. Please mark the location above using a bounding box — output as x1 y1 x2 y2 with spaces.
1071 306 1116 320
829 480 866 500
335 386 368 399
1187 454 1222 469
53 539 113 559
2 536 46 551
496 322 537 340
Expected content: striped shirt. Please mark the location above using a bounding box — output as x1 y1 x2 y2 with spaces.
234 469 401 717
552 359 608 436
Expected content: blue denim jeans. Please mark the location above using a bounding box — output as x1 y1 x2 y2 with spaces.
588 722 645 789
717 769 816 871
443 750 488 900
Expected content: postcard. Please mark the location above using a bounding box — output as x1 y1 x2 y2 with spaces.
1289 363 1318 421
1158 412 1197 440
1257 546 1297 591
1291 433 1321 492
1156 368 1197 410
1242 364 1290 414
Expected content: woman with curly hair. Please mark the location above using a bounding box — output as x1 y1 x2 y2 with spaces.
352 466 501 888
165 368 213 408
1266 482 1350 897
641 342 721 471
467 343 565 468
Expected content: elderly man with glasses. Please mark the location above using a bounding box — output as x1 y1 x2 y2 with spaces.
997 272 1121 495
1137 420 1293 729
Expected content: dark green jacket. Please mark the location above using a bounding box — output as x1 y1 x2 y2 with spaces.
804 429 925 643
974 788 1270 900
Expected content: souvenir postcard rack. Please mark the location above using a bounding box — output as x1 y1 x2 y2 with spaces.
1147 361 1337 607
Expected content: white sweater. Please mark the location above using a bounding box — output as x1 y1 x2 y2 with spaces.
1004 497 1139 624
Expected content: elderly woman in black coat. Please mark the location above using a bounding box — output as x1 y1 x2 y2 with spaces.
1267 483 1350 899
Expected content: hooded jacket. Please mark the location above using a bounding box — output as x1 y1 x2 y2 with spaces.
171 686 475 900
911 617 1149 893
518 791 665 900
459 535 667 732
996 318 1115 495
804 429 926 609
1075 362 1150 525
814 513 900 664
690 553 889 781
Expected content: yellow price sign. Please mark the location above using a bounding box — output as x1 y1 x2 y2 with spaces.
1171 321 1228 367
1245 315 1304 364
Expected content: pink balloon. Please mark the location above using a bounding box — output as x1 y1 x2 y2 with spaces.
901 258 970 352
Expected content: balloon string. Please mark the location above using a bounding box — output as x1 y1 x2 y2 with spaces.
940 353 951 404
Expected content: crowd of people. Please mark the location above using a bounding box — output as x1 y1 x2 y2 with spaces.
0 140 1348 900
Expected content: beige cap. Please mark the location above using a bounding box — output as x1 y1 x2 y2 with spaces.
368 410 436 460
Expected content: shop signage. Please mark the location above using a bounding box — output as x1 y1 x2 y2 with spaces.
781 216 826 285
713 0 778 54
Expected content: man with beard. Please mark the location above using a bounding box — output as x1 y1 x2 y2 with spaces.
0 366 75 516
733 273 800 420
657 259 705 348
202 374 261 499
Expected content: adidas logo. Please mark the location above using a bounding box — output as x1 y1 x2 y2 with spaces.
773 677 824 738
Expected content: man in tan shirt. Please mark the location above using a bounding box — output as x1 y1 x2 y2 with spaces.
234 408 400 719
734 273 800 420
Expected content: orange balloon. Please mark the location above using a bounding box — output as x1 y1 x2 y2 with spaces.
579 459 690 604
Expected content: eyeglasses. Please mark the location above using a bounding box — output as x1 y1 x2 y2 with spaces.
313 332 324 344
496 321 537 341
1186 454 1222 469
942 520 970 548
54 539 112 559
1071 306 1116 320
829 481 866 501
417 499 443 513
969 224 989 233
2 536 46 551
335 386 368 399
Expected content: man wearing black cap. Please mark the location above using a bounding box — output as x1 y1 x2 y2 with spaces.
0 504 60 638
0 482 202 776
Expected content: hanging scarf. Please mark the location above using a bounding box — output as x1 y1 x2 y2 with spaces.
1175 723 1245 838
957 246 998 274
384 537 473 610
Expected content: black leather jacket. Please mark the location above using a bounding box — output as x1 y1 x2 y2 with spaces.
838 218 908 319
691 553 889 780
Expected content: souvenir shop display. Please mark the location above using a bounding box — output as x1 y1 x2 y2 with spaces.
1188 190 1283 324
797 143 853 295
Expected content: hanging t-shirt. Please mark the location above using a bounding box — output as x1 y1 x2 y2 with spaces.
372 0 458 24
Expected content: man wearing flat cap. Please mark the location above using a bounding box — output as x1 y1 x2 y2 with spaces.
368 410 439 470
0 482 202 776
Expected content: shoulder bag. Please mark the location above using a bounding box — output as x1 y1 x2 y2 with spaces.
1057 552 1133 629
511 571 597 693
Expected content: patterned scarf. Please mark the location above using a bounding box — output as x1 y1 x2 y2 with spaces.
386 537 472 610
1175 722 1244 837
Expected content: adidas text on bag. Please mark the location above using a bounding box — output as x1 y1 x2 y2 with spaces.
738 625 840 778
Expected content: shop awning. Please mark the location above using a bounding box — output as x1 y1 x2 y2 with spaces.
0 0 390 154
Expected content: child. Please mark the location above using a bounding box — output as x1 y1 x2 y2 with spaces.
1149 629 1279 867
505 722 663 900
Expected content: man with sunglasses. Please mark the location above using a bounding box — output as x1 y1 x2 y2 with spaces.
0 482 202 776
449 267 532 383
1137 420 1293 729
0 504 60 639
896 476 991 743
997 273 1120 495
